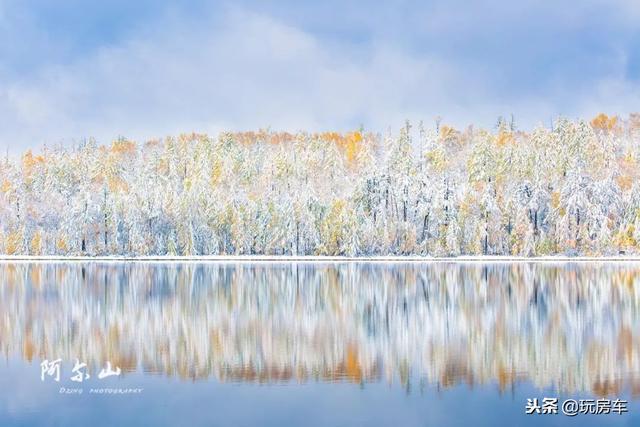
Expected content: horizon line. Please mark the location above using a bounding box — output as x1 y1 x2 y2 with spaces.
2 255 640 264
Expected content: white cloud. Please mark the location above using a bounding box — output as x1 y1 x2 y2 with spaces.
0 7 475 151
0 3 638 153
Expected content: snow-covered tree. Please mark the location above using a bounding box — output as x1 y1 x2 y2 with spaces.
2 114 640 256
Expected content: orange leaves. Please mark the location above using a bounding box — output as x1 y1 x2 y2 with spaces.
616 174 633 191
616 152 638 191
56 236 68 253
210 130 369 166
317 131 365 164
439 125 456 139
5 230 22 255
343 131 362 164
266 132 295 145
110 139 136 156
30 231 42 255
21 150 35 171
21 150 45 182
343 345 363 383
178 132 208 144
496 130 514 147
226 131 295 145
438 125 461 146
144 139 162 150
319 131 343 144
100 139 137 192
109 177 129 193
590 113 619 133
1 179 11 194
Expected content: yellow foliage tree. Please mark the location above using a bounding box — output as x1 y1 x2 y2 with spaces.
590 113 618 133
319 199 347 255
5 230 23 255
30 231 42 255
56 236 68 254
344 131 362 164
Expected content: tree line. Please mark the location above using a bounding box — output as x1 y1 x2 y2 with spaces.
1 113 640 256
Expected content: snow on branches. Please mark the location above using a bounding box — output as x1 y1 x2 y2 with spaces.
1 115 640 256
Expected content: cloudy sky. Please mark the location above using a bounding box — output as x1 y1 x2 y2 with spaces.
1 0 639 152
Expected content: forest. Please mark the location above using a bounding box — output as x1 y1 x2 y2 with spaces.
1 113 640 256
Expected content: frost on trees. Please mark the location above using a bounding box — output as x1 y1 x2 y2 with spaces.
1 114 640 257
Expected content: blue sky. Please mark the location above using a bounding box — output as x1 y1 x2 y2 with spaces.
1 0 639 151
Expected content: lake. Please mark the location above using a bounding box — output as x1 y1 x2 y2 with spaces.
0 261 639 426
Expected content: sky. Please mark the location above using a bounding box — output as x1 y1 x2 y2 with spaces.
1 0 639 153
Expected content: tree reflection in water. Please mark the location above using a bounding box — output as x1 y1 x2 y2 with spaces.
0 262 639 398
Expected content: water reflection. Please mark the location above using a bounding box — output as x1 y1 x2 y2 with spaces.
0 262 639 398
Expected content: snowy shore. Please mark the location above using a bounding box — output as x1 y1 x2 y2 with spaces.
1 255 640 263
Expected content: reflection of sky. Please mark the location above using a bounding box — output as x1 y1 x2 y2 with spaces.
2 1 640 150
1 357 639 427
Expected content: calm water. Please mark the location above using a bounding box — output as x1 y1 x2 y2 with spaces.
0 261 639 427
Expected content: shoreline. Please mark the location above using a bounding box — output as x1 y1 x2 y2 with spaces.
1 255 640 263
